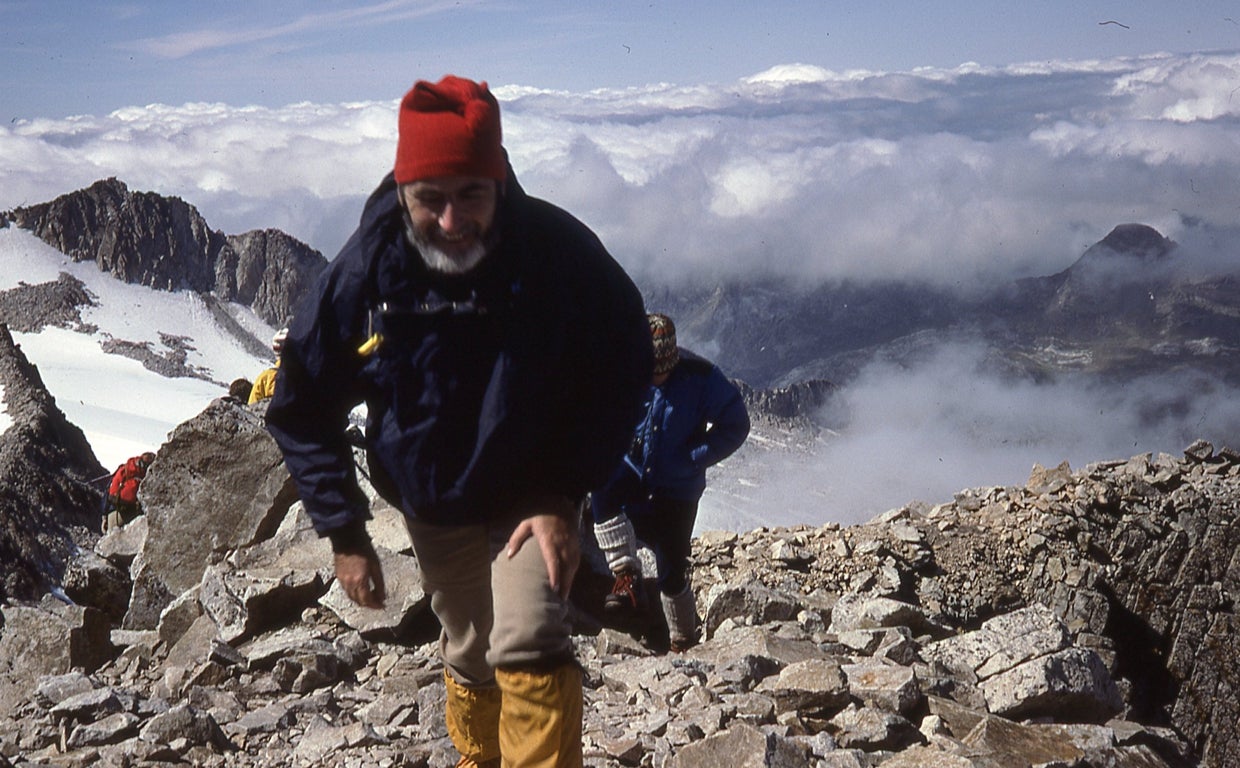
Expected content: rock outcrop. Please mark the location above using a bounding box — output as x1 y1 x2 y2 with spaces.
121 399 300 632
217 229 323 330
0 273 96 335
735 378 836 424
0 375 1235 765
0 325 105 604
0 178 326 328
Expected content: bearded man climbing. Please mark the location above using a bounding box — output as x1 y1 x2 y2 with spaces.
266 75 651 767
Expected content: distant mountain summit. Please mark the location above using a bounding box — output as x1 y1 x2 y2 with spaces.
651 222 1240 388
1086 222 1176 263
1016 223 1178 324
1000 224 1240 376
0 178 326 328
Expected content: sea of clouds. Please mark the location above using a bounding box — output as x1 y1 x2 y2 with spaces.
3 52 1240 527
4 52 1238 287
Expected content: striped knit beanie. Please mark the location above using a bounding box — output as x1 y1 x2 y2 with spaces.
648 313 680 375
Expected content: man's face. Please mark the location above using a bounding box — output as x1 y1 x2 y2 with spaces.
400 176 499 275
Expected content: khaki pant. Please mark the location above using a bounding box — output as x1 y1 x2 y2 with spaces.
406 502 577 683
408 501 583 767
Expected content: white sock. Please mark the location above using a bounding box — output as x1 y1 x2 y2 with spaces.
593 515 640 574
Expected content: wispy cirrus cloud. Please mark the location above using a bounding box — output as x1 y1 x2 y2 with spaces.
125 0 479 59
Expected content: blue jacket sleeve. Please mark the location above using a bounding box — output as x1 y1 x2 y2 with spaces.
691 367 750 470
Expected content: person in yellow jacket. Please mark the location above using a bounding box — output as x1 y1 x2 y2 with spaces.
248 328 288 404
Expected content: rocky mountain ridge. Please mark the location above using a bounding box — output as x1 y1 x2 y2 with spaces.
11 180 1240 396
0 325 105 603
0 178 326 330
651 222 1240 389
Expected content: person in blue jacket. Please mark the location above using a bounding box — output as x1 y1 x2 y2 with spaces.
265 75 651 767
591 313 750 651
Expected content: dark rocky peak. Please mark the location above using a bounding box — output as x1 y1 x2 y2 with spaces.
1059 224 1177 284
2 177 223 293
1 179 328 328
1088 223 1176 263
0 325 105 604
1007 223 1188 341
1059 223 1177 286
219 228 325 328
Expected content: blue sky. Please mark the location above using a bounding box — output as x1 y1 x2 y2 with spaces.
5 1 1240 120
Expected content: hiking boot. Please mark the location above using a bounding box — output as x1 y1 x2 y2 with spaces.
603 568 644 619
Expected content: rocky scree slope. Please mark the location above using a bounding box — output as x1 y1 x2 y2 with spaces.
0 383 1234 765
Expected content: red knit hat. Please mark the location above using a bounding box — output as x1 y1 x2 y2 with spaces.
394 76 505 184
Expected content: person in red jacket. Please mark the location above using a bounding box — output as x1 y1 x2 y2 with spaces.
102 451 155 532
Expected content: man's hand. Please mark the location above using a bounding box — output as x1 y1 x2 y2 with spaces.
506 496 581 600
334 547 387 609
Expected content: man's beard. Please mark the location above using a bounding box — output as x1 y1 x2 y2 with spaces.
406 222 490 275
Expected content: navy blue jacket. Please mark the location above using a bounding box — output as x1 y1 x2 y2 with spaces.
594 350 750 516
266 171 652 533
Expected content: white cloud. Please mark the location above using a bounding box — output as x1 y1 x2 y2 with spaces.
730 339 1240 531
1113 53 1240 122
743 64 837 85
1 51 1237 283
